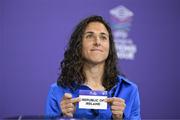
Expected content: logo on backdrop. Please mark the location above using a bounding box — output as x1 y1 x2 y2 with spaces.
110 5 137 60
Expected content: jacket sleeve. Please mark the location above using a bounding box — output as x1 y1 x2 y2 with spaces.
128 87 141 120
45 85 62 117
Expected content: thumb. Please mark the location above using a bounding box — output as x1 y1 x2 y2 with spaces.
63 93 72 100
72 97 81 104
104 98 113 103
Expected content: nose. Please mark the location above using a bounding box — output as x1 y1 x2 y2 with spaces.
94 36 101 46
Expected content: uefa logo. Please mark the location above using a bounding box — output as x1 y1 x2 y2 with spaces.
110 5 137 60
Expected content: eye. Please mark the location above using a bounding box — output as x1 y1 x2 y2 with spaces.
85 34 93 39
100 36 108 40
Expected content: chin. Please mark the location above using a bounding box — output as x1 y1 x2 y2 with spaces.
89 59 106 65
84 56 108 65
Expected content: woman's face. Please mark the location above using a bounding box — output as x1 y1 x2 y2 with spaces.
82 22 110 65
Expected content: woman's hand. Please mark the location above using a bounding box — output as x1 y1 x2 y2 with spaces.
60 93 80 117
105 97 126 120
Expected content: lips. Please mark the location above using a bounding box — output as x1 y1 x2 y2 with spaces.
90 49 103 52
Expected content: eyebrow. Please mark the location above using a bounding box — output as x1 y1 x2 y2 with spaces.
84 31 109 36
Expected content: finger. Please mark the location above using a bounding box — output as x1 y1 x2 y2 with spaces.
60 100 74 112
112 101 122 106
71 97 81 104
104 98 108 102
112 114 123 119
112 97 125 103
64 113 73 118
64 103 74 109
60 99 71 109
111 105 124 111
104 98 113 103
63 93 72 99
112 101 126 107
123 102 126 108
62 105 75 117
61 98 71 104
60 100 66 109
64 99 72 104
65 107 74 113
104 97 124 103
112 110 123 115
111 102 126 110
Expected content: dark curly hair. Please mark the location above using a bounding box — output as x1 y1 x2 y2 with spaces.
57 15 121 90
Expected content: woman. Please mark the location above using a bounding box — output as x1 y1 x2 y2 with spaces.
46 15 141 119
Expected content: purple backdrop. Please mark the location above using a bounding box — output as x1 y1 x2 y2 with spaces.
0 0 180 119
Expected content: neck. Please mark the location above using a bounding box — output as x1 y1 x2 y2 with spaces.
83 62 105 90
